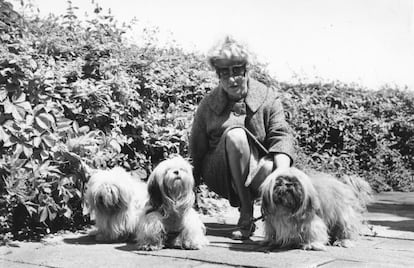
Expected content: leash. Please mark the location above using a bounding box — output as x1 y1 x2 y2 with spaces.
252 214 264 222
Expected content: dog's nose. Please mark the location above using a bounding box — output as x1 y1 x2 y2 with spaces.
173 170 179 175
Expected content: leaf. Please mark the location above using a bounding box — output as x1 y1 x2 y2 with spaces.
109 139 121 153
12 92 26 104
56 118 73 132
3 139 16 147
26 114 34 125
131 168 147 180
43 113 55 124
39 206 48 223
35 116 48 130
22 143 33 158
15 108 28 121
28 58 37 70
3 98 14 113
43 187 51 194
40 150 49 161
42 133 57 148
15 101 32 112
73 189 82 198
73 120 79 133
0 89 7 101
33 104 46 114
78 125 90 133
48 208 57 221
24 202 38 217
14 143 23 158
4 100 24 121
0 126 10 142
35 113 54 130
33 136 42 147
45 71 54 79
63 207 72 218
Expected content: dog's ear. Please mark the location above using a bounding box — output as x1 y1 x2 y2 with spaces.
261 191 271 216
147 171 163 209
260 174 276 215
290 167 321 215
306 190 321 213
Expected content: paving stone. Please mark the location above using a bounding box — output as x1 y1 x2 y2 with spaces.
1 192 413 268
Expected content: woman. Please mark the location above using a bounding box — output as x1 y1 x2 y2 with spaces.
189 36 295 240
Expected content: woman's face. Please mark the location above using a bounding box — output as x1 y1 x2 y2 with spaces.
216 63 248 101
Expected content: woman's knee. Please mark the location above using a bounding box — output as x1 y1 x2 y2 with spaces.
225 128 249 151
249 158 274 193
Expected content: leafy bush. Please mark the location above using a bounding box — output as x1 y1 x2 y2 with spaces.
1 0 413 241
280 82 414 192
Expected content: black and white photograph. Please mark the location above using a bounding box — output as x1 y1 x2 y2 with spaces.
1 0 413 267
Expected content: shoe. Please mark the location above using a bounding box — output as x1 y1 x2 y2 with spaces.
231 222 256 240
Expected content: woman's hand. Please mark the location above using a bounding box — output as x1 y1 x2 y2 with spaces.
274 153 291 170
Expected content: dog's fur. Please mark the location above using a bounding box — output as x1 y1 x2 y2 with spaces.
260 167 372 251
135 156 209 250
84 167 148 242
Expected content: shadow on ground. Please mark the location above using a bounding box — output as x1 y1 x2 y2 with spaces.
367 202 414 232
205 222 237 238
116 243 136 252
62 234 132 245
368 203 414 218
63 234 99 245
368 220 414 232
205 222 290 253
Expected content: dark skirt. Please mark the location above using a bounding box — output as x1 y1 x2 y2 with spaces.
200 126 273 207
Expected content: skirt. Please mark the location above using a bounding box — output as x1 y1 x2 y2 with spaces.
200 126 274 207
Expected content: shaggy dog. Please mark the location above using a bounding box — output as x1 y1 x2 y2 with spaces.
135 156 209 250
260 167 372 251
84 167 148 242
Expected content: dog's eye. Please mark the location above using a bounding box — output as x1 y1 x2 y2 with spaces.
179 167 189 173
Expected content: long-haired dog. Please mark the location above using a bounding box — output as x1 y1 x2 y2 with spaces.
260 167 372 251
84 167 148 242
135 156 209 250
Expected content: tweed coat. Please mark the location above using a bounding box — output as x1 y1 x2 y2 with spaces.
189 78 295 204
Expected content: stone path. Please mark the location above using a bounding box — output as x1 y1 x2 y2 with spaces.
1 192 413 268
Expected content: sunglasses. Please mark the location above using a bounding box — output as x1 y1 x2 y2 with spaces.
216 64 246 79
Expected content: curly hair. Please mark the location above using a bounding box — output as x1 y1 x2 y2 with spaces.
207 36 251 68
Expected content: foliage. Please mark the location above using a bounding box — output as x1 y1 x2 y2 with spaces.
1 0 413 241
281 82 414 192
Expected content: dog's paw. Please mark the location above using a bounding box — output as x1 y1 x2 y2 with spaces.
88 228 99 237
95 233 112 242
301 242 327 251
333 239 354 248
136 243 163 251
259 240 279 252
260 239 273 247
182 237 209 250
168 236 184 249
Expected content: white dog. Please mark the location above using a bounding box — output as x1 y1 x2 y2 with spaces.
84 167 148 242
260 167 372 250
135 156 209 250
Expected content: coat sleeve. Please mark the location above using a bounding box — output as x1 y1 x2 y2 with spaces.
266 96 296 164
189 102 209 185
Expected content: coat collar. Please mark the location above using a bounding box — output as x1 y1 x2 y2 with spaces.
207 78 269 115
